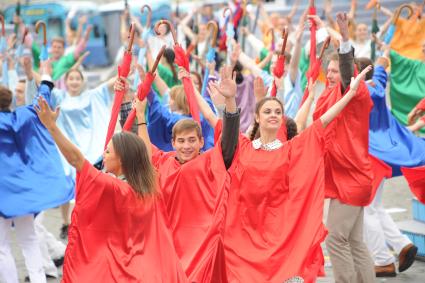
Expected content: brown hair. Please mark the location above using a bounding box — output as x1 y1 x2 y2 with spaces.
172 119 202 141
249 97 297 141
190 71 203 92
112 132 156 197
170 85 190 115
327 52 339 62
51 37 66 47
354 57 374 81
0 86 13 110
65 68 84 81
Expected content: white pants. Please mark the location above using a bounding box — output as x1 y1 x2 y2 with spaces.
0 215 46 283
364 180 412 266
34 212 66 278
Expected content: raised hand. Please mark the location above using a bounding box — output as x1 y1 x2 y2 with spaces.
349 65 372 92
307 78 317 100
177 66 190 81
113 77 129 93
135 97 147 117
254 76 267 102
407 108 424 125
307 15 325 29
35 97 60 130
208 65 237 99
336 12 349 41
136 64 146 81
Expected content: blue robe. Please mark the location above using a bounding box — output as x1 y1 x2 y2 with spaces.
147 90 215 152
0 82 74 218
368 66 425 176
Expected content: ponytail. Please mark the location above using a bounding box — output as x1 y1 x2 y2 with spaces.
250 121 260 141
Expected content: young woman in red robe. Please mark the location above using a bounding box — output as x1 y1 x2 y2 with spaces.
35 97 187 283
223 65 372 283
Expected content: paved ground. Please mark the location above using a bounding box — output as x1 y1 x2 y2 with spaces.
7 176 425 282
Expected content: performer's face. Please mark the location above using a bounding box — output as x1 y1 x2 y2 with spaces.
191 74 201 93
66 71 84 94
15 81 26 107
172 130 204 163
256 100 283 131
103 141 122 176
326 60 340 88
355 24 368 42
277 18 289 31
51 41 65 61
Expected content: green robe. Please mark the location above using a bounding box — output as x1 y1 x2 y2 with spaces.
32 43 76 80
390 50 425 133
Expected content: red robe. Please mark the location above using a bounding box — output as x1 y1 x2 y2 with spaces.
62 161 187 283
152 143 230 283
224 120 327 283
313 81 381 206
401 165 425 204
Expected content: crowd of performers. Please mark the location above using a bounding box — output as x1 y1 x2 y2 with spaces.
1 0 425 282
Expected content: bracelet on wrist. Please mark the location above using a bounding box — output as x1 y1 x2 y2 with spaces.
137 122 147 126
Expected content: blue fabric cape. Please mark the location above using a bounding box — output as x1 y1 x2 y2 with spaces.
0 82 74 218
147 90 215 152
368 66 425 176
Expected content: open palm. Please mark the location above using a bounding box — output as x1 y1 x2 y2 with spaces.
209 66 236 99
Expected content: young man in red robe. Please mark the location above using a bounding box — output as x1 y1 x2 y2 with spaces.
129 65 240 283
312 12 375 283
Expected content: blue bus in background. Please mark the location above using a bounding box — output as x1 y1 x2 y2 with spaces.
99 0 171 64
3 1 110 67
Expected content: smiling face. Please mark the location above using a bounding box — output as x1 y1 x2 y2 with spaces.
355 23 369 42
172 129 204 163
51 40 65 61
65 70 84 95
103 140 122 176
326 60 341 89
256 99 283 132
15 81 26 106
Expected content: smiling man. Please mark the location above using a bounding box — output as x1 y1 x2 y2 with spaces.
125 65 240 282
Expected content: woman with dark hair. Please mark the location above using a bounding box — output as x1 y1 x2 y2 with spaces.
196 60 372 281
35 97 188 282
147 47 180 89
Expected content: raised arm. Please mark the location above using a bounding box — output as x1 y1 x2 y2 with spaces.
294 78 315 131
337 12 354 92
73 25 91 60
408 118 425 132
320 65 372 127
289 10 306 84
235 42 264 77
36 97 85 172
209 65 239 169
179 9 197 41
135 98 152 160
178 67 218 128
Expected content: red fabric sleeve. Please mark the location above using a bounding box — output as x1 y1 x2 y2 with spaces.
401 165 425 204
